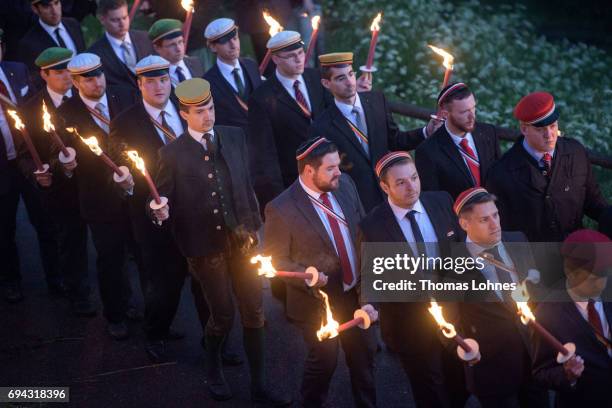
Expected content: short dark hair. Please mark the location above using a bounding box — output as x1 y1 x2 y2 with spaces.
97 0 127 16
379 156 414 183
458 192 497 217
320 64 351 80
440 87 473 109
297 142 339 173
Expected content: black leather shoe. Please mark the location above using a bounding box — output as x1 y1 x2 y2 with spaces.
145 340 167 363
48 282 68 298
108 322 129 340
251 387 292 407
4 283 24 303
72 300 97 317
126 306 143 321
200 337 244 366
163 329 184 341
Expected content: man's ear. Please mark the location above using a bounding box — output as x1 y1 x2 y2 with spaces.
379 179 389 195
179 109 189 122
458 216 469 232
320 78 331 90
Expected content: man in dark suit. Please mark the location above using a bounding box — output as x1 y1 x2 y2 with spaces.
151 78 288 406
203 18 262 132
149 18 204 87
359 152 465 408
452 187 547 407
415 82 502 200
264 137 378 407
88 0 153 91
309 52 424 212
1 35 61 303
486 91 608 244
54 52 142 338
532 229 612 408
19 0 85 86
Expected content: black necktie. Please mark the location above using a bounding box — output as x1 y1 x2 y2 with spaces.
62 95 69 104
176 66 186 83
232 68 246 99
407 210 425 256
203 132 215 154
54 28 67 48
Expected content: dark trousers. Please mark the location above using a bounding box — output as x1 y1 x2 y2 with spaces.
54 212 89 301
0 162 59 286
300 292 377 408
88 220 135 323
478 382 549 408
187 244 264 337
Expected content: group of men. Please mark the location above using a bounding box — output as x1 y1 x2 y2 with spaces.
1 0 610 407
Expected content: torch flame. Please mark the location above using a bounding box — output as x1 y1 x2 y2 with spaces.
511 280 536 325
7 110 25 130
370 12 382 31
311 15 321 30
262 11 283 37
42 100 55 132
428 300 457 338
181 0 194 12
250 254 277 278
80 135 103 156
126 150 147 176
316 290 340 341
428 44 455 70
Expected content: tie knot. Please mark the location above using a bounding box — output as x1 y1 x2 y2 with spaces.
351 106 361 114
483 245 502 262
542 152 552 162
293 80 301 89
459 138 469 149
204 132 213 141
232 67 240 74
176 65 183 72
407 209 418 219
319 192 331 204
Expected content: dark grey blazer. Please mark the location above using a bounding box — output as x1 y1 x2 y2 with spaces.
263 174 365 324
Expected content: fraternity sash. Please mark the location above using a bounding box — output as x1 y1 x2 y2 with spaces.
307 194 348 227
345 118 368 146
148 115 177 142
235 94 248 112
295 99 311 119
85 105 111 128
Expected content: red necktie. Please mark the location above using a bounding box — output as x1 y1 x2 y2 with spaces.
320 193 353 285
542 152 552 175
459 138 481 186
293 80 311 116
587 299 605 336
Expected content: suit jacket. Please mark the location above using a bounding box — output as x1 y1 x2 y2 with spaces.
204 58 261 131
56 87 137 222
454 231 543 398
532 294 612 408
263 174 366 324
88 30 153 91
0 61 30 194
358 191 463 352
183 56 204 78
415 122 502 200
109 97 184 243
486 136 608 243
19 17 86 86
248 68 332 210
154 126 261 258
309 91 425 212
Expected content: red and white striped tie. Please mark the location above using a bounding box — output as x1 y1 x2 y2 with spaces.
320 193 353 285
459 138 481 186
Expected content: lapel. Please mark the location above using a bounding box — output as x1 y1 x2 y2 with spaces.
33 21 55 49
100 35 137 87
358 92 382 156
331 105 370 161
562 299 609 353
62 18 83 50
216 126 240 184
333 179 359 241
271 75 310 120
510 141 549 194
379 200 410 245
184 57 201 78
241 58 260 90
437 128 474 184
289 180 336 251
419 193 448 242
209 63 239 100
546 141 571 195
71 94 107 135
134 100 166 149
0 63 19 102
471 125 489 167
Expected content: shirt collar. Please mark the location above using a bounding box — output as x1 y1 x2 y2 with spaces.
105 31 132 47
142 99 171 121
216 58 240 76
465 236 504 258
79 92 108 110
275 70 304 90
445 122 473 145
299 176 327 200
171 59 188 72
188 127 215 143
46 86 71 107
39 18 64 34
387 196 424 221
334 94 363 118
522 138 555 162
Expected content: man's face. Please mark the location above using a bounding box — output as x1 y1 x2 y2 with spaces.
73 73 106 100
459 201 502 247
179 100 215 133
380 162 421 208
154 36 185 64
99 6 129 39
272 47 305 77
321 65 356 100
41 68 72 94
138 74 171 108
521 121 559 153
33 0 62 26
209 34 240 63
308 152 341 192
443 94 476 134
566 267 608 299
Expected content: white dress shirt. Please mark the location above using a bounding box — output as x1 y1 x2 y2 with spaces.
39 19 77 54
299 177 358 290
0 68 17 159
188 127 215 150
80 93 109 131
216 59 245 93
466 237 518 299
446 122 479 161
142 99 184 143
47 86 72 108
275 70 312 110
388 197 439 259
105 32 134 65
567 286 611 356
170 60 192 86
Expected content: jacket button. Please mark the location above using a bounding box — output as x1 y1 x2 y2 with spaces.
211 192 216 196
545 195 551 199
208 173 213 178
216 225 222 230
213 209 219 214
204 156 210 161
564 186 570 192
